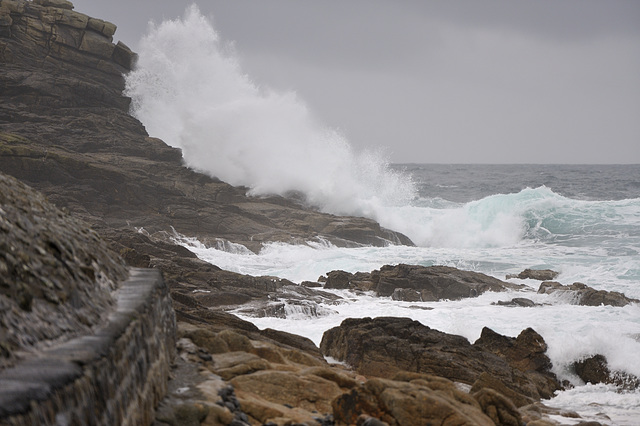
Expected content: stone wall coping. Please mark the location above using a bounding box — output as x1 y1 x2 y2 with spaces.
0 268 167 419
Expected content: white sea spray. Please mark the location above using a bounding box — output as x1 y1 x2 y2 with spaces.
125 5 415 228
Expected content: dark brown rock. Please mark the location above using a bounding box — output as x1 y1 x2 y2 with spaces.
324 270 353 289
538 281 639 307
573 354 639 390
494 297 538 307
473 327 560 399
327 264 523 300
509 268 559 281
320 317 560 406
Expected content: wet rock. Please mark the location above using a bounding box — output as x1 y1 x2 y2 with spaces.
323 264 523 301
507 269 559 281
494 297 538 307
538 281 639 307
573 354 639 390
320 317 560 406
324 270 353 289
473 327 560 399
390 288 422 302
372 265 523 299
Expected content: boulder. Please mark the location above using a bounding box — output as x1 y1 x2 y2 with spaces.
324 270 353 289
373 264 523 299
494 298 539 307
538 281 639 307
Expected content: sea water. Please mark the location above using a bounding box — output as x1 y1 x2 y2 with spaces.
125 7 640 424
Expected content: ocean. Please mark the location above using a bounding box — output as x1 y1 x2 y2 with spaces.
125 7 640 425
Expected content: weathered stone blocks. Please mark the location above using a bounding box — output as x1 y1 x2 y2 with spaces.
0 268 177 425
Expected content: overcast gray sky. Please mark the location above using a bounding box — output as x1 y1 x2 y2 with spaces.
74 0 640 164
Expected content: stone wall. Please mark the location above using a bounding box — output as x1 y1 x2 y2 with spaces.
0 268 176 425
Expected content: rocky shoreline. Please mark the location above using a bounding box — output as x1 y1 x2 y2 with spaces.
1 1 638 425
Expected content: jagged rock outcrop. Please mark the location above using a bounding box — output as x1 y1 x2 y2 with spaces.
473 327 560 400
320 317 561 407
324 264 524 301
538 281 639 307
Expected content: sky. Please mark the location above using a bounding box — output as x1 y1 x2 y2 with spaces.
73 0 640 164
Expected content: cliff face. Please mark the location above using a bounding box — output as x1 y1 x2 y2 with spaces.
0 0 412 254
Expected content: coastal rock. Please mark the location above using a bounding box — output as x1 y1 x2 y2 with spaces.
391 288 422 302
538 281 639 307
507 269 559 281
572 354 639 391
324 264 523 300
472 388 522 426
332 375 494 426
320 317 561 406
169 321 356 425
473 327 559 399
494 297 539 307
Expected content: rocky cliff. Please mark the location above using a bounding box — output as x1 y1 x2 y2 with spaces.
0 0 411 254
